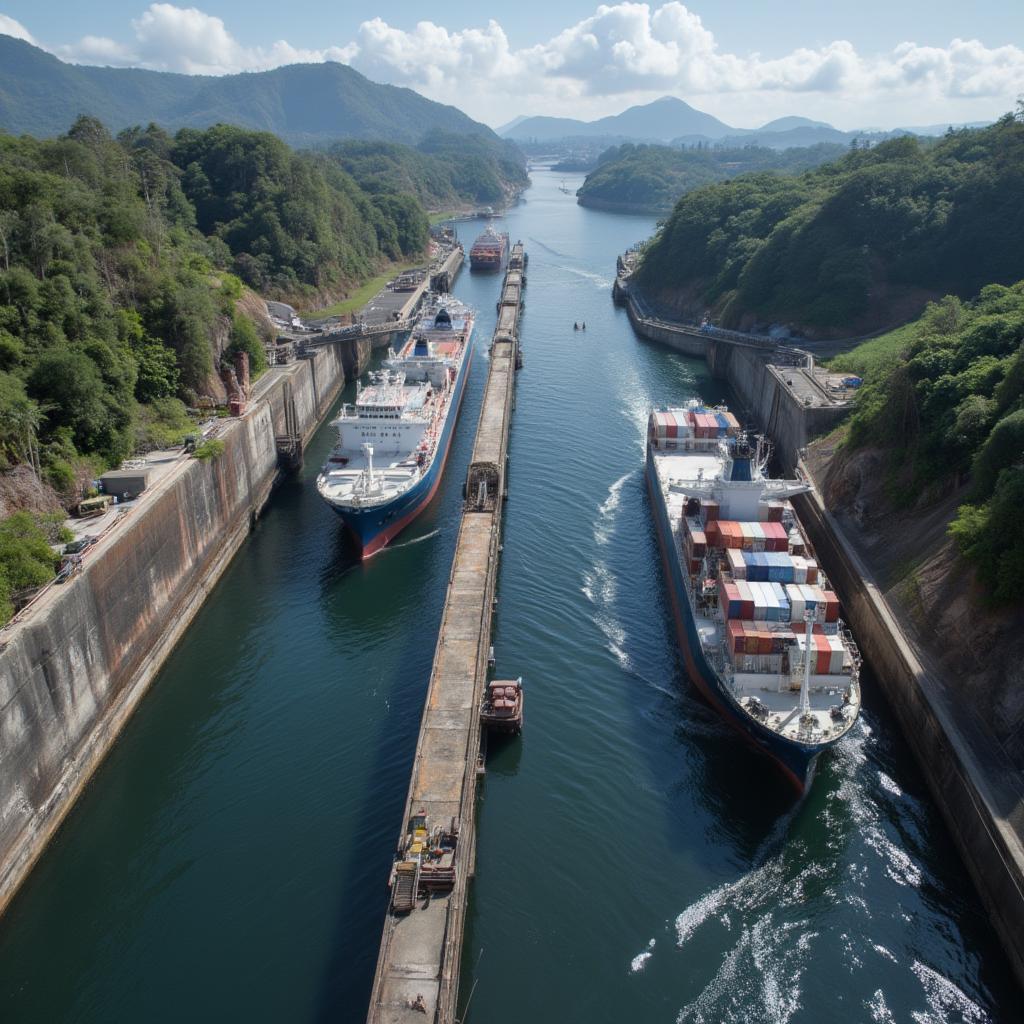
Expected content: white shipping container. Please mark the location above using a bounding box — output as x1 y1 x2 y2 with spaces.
727 547 746 579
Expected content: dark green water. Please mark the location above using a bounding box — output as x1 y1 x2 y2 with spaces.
0 171 1016 1023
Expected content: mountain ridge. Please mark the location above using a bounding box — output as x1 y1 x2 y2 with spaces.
0 36 497 146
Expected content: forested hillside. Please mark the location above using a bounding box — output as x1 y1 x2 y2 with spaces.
0 117 428 506
832 283 1024 604
576 142 845 213
636 112 1024 335
0 36 495 147
328 134 529 209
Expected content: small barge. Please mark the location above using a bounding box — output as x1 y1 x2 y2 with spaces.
480 678 524 734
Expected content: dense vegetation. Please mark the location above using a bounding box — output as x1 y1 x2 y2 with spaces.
0 36 497 147
576 142 846 212
327 134 529 209
637 112 1024 331
0 511 64 622
0 117 430 502
836 283 1024 604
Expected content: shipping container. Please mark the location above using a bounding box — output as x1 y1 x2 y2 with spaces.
790 555 808 584
762 521 789 552
805 559 819 585
723 411 741 436
784 583 805 622
822 590 840 623
736 579 755 619
701 500 720 526
727 547 746 579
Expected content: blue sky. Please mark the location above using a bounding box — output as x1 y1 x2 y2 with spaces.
2 2 1022 128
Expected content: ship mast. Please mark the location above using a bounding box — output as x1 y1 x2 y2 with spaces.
363 443 375 489
800 610 813 717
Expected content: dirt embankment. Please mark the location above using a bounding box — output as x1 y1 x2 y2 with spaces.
807 432 1024 768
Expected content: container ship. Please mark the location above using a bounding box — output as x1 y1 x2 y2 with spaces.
316 295 475 556
646 401 861 792
469 225 509 272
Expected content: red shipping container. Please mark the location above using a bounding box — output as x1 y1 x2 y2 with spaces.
823 590 840 622
726 621 743 654
758 634 773 655
805 559 819 584
814 632 831 674
761 521 788 551
702 501 720 525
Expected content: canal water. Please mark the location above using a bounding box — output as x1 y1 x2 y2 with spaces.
0 170 1016 1023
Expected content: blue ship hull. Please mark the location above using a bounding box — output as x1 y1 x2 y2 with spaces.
329 342 474 556
645 447 830 794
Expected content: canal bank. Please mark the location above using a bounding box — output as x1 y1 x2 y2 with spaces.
0 343 349 918
792 481 1024 992
0 171 1017 1023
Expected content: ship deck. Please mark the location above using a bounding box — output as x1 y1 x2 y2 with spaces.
650 448 860 746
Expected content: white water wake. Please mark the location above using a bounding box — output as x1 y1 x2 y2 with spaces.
382 528 441 552
595 471 632 546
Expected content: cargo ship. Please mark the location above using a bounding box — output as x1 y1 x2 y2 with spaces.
469 225 509 272
646 401 861 792
316 295 475 556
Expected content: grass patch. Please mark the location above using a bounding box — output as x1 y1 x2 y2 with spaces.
429 210 460 224
825 322 915 379
306 260 425 319
193 439 225 461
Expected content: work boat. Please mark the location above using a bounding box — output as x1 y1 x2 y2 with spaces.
646 401 862 792
316 296 474 556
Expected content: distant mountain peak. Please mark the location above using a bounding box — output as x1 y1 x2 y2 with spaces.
757 115 835 132
503 95 734 143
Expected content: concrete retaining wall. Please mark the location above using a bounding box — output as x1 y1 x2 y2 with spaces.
0 344 346 915
793 486 1024 990
624 299 847 469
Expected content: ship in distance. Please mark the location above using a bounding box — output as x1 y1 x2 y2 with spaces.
646 401 862 792
469 224 509 272
316 294 475 556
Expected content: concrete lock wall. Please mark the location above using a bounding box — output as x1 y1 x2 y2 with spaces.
792 487 1024 991
623 299 846 471
0 344 347 915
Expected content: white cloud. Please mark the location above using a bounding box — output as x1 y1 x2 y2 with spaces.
58 4 351 75
0 13 36 44
21 3 1024 126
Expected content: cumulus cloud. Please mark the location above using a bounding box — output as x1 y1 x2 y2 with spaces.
0 13 36 44
19 3 1024 124
57 4 351 75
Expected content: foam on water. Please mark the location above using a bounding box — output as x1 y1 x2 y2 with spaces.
910 962 990 1024
595 471 633 546
630 938 656 973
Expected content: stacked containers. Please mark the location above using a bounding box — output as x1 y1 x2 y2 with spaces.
805 559 819 584
722 411 741 436
719 581 742 620
762 521 789 552
771 582 790 621
790 555 809 584
784 583 806 621
726 548 746 579
736 579 755 618
701 500 720 526
693 412 720 439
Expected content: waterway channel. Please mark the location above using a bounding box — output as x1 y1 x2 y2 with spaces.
0 170 1017 1023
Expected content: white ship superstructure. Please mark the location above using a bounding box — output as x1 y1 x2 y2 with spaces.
316 296 475 555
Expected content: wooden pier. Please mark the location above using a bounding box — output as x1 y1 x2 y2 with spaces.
366 244 527 1024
